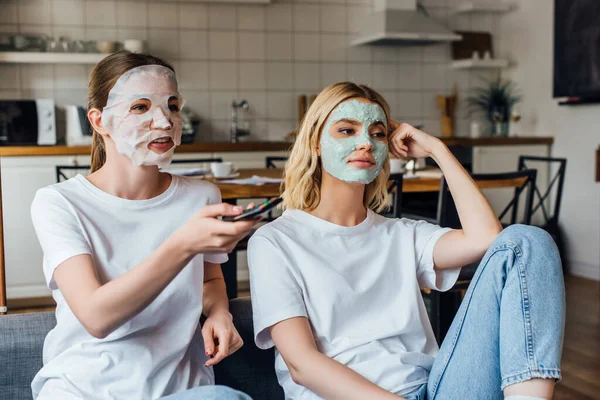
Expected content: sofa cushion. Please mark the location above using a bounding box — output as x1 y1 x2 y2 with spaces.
0 298 283 400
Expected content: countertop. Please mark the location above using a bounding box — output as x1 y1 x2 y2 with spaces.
0 137 553 157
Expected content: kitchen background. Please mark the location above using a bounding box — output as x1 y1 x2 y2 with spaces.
0 0 500 142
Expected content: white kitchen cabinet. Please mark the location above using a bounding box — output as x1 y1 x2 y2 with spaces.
473 144 551 226
1 155 83 301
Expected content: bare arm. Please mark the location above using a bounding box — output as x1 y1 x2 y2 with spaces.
54 203 256 339
389 122 503 270
270 317 404 400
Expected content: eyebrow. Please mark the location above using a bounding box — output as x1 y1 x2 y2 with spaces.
371 120 386 127
334 118 362 125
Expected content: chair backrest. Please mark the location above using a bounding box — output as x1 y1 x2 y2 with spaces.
385 173 404 218
518 155 567 230
56 165 91 183
437 169 537 229
265 156 288 169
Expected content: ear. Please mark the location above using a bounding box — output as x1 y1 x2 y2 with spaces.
88 108 109 137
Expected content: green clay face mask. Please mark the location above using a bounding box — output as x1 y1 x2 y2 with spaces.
320 99 388 184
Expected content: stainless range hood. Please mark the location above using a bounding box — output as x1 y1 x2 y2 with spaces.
351 0 462 46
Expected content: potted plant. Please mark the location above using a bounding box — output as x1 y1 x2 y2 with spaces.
467 77 521 137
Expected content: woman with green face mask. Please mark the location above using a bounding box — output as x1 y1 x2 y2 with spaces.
247 82 564 400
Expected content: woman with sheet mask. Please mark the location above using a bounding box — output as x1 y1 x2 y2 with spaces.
29 52 254 400
247 82 565 400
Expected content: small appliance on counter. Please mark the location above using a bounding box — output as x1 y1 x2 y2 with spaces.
0 99 61 145
63 105 92 146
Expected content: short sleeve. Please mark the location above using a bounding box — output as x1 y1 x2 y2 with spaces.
247 235 307 349
405 218 459 292
202 182 228 265
30 188 92 290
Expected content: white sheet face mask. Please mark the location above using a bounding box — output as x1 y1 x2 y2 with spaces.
101 65 185 167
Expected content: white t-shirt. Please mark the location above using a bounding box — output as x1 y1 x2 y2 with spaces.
30 174 227 400
247 209 459 399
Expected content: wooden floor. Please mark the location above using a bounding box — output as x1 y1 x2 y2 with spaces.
8 275 600 399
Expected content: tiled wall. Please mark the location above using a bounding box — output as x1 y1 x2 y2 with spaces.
0 0 501 141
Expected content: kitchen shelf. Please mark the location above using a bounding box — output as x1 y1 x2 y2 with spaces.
0 52 109 64
450 59 510 69
453 2 515 14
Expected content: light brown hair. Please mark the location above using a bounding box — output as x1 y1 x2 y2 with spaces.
282 82 391 212
88 51 174 172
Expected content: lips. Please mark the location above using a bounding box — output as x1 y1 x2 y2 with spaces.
147 136 174 153
347 157 375 165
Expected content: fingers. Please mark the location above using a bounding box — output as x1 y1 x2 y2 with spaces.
205 330 231 367
246 202 255 210
201 325 216 358
197 203 244 218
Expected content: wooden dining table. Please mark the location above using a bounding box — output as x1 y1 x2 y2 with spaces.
203 168 529 201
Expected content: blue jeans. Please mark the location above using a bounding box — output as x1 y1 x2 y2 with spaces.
161 385 252 400
407 225 565 400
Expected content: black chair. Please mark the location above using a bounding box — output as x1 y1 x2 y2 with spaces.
170 157 223 165
424 169 538 344
265 156 288 169
382 173 404 218
518 156 567 261
56 165 91 182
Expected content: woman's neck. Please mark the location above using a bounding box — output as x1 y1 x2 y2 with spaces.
309 171 367 227
87 141 172 200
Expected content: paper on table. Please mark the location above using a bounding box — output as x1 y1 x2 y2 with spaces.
219 175 284 185
161 167 208 176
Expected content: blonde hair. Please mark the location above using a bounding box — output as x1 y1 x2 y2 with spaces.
282 82 391 212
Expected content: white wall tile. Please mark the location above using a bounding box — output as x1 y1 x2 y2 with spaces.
238 91 267 119
178 3 208 29
209 62 237 90
117 28 147 42
266 4 292 32
84 27 117 41
422 91 441 118
20 65 54 90
293 4 319 33
423 44 450 63
320 5 347 33
209 31 236 60
421 64 447 91
396 64 422 90
347 6 369 34
19 24 52 36
149 3 178 29
84 0 116 27
372 46 397 63
237 6 265 31
422 118 441 136
379 90 398 119
348 64 373 86
183 90 211 118
320 63 347 88
267 119 295 141
0 90 21 100
267 32 292 61
347 37 372 62
52 26 84 41
0 65 19 90
178 61 209 90
238 32 265 60
116 1 147 28
294 33 320 61
179 31 208 60
18 0 51 25
52 0 84 26
211 91 237 120
397 92 423 118
372 64 397 92
54 65 87 89
208 5 236 30
239 62 267 90
267 62 294 90
148 29 179 60
209 119 230 141
267 92 295 119
320 34 347 62
0 1 18 24
53 89 87 107
395 46 423 63
250 119 269 140
294 63 320 91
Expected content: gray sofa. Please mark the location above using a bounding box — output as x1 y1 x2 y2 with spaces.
0 297 284 400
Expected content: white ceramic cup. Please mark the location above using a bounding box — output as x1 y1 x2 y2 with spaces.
210 162 234 178
389 158 406 174
123 39 146 53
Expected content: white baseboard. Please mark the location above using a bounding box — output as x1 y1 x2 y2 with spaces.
568 260 600 281
7 284 51 299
